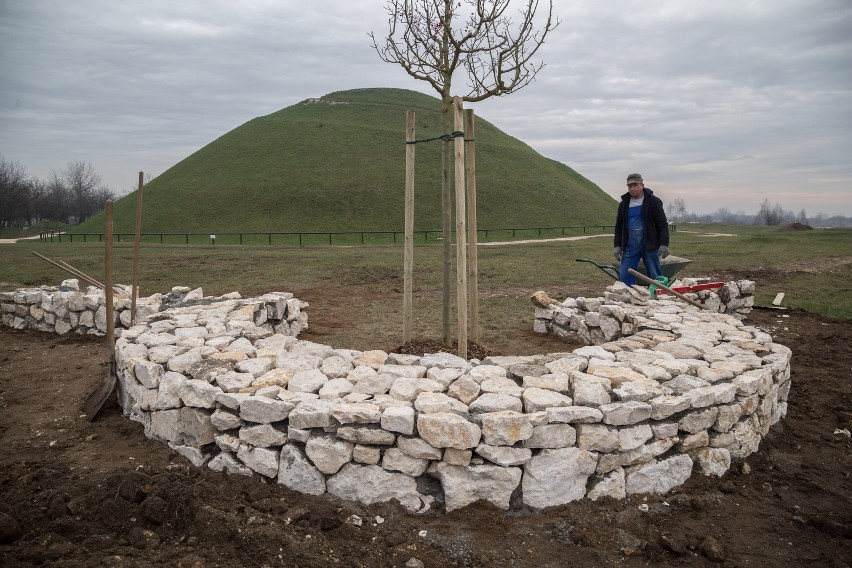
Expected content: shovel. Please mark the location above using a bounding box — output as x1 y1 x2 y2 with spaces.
82 201 117 420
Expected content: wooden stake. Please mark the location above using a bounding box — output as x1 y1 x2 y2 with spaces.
105 201 116 359
130 171 144 326
453 97 468 359
464 108 479 342
403 111 415 343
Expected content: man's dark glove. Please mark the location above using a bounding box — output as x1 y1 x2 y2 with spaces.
614 247 623 262
660 245 670 259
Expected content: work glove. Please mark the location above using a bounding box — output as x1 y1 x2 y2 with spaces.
614 247 623 262
659 245 670 259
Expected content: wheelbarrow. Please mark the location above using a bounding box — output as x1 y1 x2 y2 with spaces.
575 255 693 282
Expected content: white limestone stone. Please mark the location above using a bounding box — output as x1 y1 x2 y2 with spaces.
209 452 253 476
278 443 327 494
319 377 354 400
522 448 598 508
382 447 430 477
522 373 572 393
397 436 443 460
234 357 275 377
625 454 693 495
547 406 603 424
239 424 288 447
618 424 653 451
576 424 620 453
414 391 468 415
524 424 576 449
599 401 652 425
479 410 534 446
288 399 335 429
417 412 481 450
288 369 328 393
587 468 627 501
522 387 572 413
466 365 507 383
475 444 532 466
427 367 466 388
389 377 444 401
447 375 480 405
468 393 523 414
236 445 279 478
332 402 382 425
429 462 522 512
305 434 355 474
327 464 423 513
381 405 416 435
239 397 295 423
179 379 222 408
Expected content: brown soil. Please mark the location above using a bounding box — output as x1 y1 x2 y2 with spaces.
1 294 851 566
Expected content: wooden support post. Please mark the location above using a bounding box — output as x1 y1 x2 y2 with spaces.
130 171 144 326
403 111 415 343
105 202 115 358
464 108 479 342
453 97 468 359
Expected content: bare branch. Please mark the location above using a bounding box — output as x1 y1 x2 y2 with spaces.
370 0 559 102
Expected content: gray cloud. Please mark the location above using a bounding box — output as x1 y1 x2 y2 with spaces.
1 0 850 214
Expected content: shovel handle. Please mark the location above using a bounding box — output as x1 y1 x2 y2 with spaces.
628 268 708 310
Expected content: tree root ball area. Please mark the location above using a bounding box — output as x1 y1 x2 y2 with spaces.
0 309 850 567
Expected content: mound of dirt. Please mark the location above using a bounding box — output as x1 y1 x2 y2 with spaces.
778 222 813 231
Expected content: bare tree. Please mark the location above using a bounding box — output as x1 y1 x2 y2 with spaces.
61 161 106 223
666 197 687 223
371 0 558 343
0 156 30 227
756 199 786 225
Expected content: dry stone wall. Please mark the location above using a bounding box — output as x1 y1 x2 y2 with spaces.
1 280 790 513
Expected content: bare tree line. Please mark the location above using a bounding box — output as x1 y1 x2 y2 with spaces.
666 196 852 228
0 156 116 228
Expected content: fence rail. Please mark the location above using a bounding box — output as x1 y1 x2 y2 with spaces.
38 224 675 246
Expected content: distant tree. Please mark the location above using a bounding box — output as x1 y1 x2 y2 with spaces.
756 199 785 225
371 0 558 343
666 197 687 223
0 156 30 227
797 208 808 224
61 161 111 223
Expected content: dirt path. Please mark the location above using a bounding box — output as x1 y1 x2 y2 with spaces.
0 308 850 567
479 234 612 246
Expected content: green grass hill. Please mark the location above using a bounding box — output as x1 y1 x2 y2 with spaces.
77 88 616 234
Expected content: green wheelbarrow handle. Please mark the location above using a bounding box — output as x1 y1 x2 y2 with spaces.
575 258 619 281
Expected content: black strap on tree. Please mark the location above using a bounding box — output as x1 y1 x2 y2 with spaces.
406 131 466 145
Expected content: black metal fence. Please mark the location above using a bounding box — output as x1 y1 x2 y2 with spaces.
38 224 675 246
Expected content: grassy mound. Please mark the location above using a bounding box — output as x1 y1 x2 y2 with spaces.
77 88 616 233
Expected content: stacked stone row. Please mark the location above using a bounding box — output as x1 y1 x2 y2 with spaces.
534 279 756 345
0 280 308 339
110 291 790 513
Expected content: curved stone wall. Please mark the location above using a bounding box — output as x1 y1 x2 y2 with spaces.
2 281 791 513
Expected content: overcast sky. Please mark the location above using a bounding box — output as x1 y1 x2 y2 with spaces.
2 0 851 217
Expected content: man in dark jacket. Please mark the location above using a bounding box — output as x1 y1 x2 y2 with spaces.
613 173 670 286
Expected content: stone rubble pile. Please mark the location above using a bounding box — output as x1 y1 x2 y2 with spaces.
0 279 308 338
534 280 756 344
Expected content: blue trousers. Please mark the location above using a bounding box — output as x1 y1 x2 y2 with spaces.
619 246 662 286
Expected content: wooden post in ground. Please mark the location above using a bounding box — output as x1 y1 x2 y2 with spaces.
464 108 479 342
453 97 468 358
130 171 144 326
104 201 116 373
403 111 416 343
